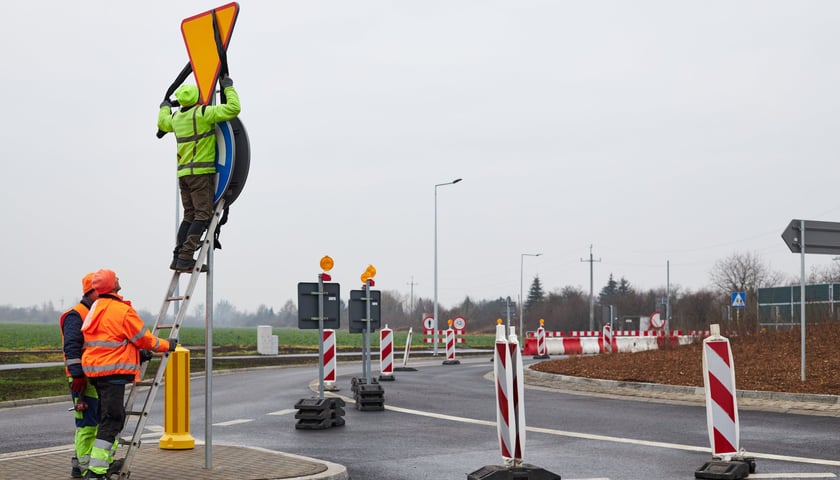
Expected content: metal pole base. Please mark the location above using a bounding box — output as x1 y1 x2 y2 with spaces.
442 359 461 365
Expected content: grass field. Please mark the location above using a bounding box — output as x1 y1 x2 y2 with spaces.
0 323 496 351
0 323 495 402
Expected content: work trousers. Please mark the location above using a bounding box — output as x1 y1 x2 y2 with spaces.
179 173 214 223
88 379 127 475
68 377 99 474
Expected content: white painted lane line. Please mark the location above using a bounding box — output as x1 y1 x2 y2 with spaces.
213 418 254 427
267 408 298 416
326 393 840 469
748 474 836 479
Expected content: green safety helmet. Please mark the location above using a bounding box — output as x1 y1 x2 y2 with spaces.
175 84 199 107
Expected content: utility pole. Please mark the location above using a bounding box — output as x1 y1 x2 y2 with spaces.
406 277 419 316
581 244 601 331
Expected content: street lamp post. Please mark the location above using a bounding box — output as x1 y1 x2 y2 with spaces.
434 178 462 355
520 253 542 343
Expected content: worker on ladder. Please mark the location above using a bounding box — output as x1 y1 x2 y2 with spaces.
157 76 241 273
81 269 176 479
60 272 100 478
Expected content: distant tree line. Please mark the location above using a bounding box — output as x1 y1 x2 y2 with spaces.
4 251 839 332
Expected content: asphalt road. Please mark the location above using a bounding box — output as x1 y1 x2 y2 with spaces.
1 356 838 479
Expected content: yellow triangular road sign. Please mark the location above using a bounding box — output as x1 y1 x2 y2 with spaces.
181 2 239 105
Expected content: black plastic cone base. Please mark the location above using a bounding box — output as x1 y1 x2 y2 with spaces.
694 457 755 480
533 354 550 359
394 366 417 371
442 359 461 365
468 464 561 480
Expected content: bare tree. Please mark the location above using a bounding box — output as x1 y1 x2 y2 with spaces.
708 251 785 331
709 251 785 293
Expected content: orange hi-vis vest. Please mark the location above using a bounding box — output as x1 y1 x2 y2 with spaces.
81 293 170 381
60 302 90 377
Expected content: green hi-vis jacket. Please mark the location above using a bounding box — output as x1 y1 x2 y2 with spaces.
157 86 241 178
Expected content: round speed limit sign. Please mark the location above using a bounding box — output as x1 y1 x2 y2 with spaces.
452 316 466 330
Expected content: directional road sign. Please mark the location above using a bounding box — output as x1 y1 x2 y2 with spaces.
781 219 840 255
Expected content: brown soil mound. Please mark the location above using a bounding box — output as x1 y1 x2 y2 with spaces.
531 323 840 396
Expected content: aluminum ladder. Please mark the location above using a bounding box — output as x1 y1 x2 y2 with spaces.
115 198 226 479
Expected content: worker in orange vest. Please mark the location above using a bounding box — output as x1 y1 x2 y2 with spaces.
60 272 100 478
81 269 175 479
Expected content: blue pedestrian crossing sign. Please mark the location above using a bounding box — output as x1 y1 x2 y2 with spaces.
731 292 746 309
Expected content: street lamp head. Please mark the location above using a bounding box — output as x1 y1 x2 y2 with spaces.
452 178 462 184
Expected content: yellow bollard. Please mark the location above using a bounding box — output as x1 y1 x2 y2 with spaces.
159 344 195 449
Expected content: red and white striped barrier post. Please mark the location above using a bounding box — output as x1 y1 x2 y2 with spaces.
507 327 525 464
442 319 460 365
323 328 339 391
533 319 550 359
394 327 417 372
379 325 395 381
695 324 755 479
471 321 561 479
493 321 516 465
602 323 613 353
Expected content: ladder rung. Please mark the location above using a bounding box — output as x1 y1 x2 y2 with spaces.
166 295 186 302
117 438 137 446
134 380 156 387
155 324 175 330
125 410 146 417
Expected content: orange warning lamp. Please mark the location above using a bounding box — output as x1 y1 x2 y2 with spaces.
497 318 503 325
320 256 334 272
360 264 376 285
448 319 453 327
319 255 333 281
539 319 545 326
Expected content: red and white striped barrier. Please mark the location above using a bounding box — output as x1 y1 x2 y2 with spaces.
536 326 548 357
442 325 461 365
379 325 394 380
494 323 524 467
507 327 525 462
323 329 336 387
702 324 739 457
602 324 613 353
423 328 465 343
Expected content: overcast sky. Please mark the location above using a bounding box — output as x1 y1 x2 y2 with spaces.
4 1 840 318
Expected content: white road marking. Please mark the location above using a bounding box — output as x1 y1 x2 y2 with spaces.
213 418 254 427
330 392 840 469
748 474 836 479
267 408 298 416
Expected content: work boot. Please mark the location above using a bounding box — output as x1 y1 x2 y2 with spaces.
175 258 208 273
71 456 83 478
170 221 191 270
83 470 107 479
107 458 125 476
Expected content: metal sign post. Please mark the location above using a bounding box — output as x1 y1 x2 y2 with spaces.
779 218 840 381
364 279 373 384
317 272 326 398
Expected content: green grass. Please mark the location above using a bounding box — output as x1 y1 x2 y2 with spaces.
0 323 495 402
0 323 497 351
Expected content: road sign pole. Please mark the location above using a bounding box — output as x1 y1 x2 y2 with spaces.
317 273 325 399
800 219 806 382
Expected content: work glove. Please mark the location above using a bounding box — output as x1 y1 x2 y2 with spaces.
219 76 233 89
160 98 172 109
70 376 87 394
168 338 178 352
139 349 154 363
